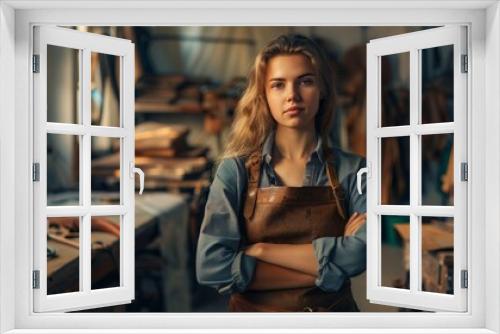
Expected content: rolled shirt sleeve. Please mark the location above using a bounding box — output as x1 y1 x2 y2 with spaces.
313 154 367 292
195 158 257 294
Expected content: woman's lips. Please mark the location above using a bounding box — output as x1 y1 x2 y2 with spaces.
284 107 303 116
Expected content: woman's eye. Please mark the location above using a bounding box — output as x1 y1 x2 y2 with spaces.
271 82 284 89
300 78 314 85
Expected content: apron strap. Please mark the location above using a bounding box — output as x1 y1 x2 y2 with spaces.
243 150 262 220
322 145 346 220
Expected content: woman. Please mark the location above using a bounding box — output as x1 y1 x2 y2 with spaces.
196 34 367 312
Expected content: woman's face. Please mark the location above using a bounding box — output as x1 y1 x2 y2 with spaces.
264 54 321 131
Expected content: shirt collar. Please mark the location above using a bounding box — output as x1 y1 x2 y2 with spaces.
261 129 326 165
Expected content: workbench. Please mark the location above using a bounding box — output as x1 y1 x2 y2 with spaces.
46 192 191 311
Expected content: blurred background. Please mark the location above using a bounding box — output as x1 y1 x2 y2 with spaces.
45 26 454 312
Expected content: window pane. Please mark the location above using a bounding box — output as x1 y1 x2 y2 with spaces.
422 134 454 206
91 52 121 127
91 137 121 205
421 217 454 294
47 217 80 295
91 216 121 290
421 45 454 124
47 134 80 206
381 52 410 127
47 45 80 124
381 215 409 290
381 137 410 205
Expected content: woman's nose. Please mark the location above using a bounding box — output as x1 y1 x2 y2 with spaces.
286 83 302 102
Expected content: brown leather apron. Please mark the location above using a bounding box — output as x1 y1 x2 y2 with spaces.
228 145 359 312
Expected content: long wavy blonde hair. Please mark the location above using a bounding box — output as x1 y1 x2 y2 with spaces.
219 34 336 160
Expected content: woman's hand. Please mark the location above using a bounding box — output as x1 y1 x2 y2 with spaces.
344 212 366 236
244 242 264 258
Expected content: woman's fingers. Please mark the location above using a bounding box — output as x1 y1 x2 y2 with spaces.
344 213 366 236
344 212 367 236
345 223 359 236
346 213 365 229
348 218 365 235
345 224 361 236
346 212 358 224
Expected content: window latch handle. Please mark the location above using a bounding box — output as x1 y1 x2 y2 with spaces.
356 163 371 195
130 162 145 195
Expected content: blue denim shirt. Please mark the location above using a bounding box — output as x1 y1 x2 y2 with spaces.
196 131 367 294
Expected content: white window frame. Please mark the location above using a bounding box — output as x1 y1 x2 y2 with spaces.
33 26 136 312
0 1 499 333
366 26 468 312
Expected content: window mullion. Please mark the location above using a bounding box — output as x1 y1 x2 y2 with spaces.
409 48 421 293
81 48 91 294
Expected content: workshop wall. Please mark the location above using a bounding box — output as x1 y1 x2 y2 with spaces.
45 26 453 313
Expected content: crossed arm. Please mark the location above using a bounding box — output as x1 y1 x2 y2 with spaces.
244 212 366 291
